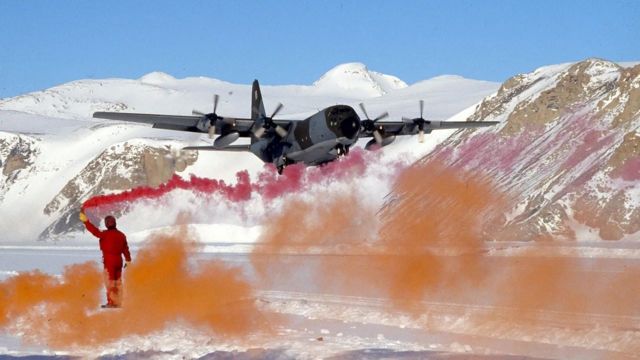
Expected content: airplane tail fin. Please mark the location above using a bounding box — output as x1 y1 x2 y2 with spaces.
251 80 266 144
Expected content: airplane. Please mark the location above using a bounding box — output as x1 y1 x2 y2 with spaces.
93 80 498 174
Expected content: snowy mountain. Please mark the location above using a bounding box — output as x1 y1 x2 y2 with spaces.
312 62 407 96
2 59 638 244
404 58 640 241
0 63 499 242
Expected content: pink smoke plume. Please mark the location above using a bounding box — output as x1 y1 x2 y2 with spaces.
82 149 376 215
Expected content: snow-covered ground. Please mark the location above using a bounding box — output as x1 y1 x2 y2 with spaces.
2 61 639 358
1 244 639 358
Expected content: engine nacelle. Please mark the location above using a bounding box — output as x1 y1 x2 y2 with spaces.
214 132 240 148
381 135 396 146
196 117 211 132
365 135 396 150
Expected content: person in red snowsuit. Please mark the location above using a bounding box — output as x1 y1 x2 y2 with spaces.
80 212 131 308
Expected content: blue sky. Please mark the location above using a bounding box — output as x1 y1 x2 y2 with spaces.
0 0 638 99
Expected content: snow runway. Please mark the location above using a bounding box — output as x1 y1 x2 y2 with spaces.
1 245 638 358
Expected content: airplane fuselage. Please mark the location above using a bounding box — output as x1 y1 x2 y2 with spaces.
250 105 361 166
92 79 499 175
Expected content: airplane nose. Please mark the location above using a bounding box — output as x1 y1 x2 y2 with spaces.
331 105 361 140
340 115 360 139
351 118 361 139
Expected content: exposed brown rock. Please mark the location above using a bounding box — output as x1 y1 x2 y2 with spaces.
40 142 197 238
142 148 197 187
2 153 28 176
1 136 36 178
608 132 640 177
420 59 640 242
503 60 621 136
469 74 541 125
609 64 640 129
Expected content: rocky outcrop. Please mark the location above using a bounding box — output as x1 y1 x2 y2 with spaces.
415 59 640 241
0 135 38 199
1 135 36 176
39 142 197 239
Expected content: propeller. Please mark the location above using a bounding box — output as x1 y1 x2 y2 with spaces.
402 100 431 143
253 102 289 139
192 94 226 139
359 103 388 146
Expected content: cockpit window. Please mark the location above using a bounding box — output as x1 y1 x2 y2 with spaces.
326 106 360 139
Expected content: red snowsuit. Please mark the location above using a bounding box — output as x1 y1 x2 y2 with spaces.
84 220 131 306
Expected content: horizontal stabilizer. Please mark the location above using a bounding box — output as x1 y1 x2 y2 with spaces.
182 145 251 152
426 120 499 130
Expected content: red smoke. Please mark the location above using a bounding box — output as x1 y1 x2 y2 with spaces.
81 171 252 213
82 149 375 216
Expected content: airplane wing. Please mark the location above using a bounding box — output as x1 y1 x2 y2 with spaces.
92 111 294 134
360 119 500 137
93 112 201 131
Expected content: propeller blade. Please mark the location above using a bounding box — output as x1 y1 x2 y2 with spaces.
373 130 383 145
254 126 266 139
213 94 220 114
419 129 425 143
374 111 389 122
359 103 370 120
192 110 206 116
208 126 216 139
275 125 288 138
420 100 424 118
271 103 284 118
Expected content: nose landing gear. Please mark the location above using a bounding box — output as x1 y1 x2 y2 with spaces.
336 144 350 157
276 155 294 175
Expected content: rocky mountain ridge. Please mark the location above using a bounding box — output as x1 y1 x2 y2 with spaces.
412 59 639 241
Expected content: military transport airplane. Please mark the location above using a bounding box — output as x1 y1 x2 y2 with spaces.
94 80 498 174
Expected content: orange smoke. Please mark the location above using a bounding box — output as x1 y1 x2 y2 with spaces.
251 159 640 322
252 161 505 313
3 157 638 352
0 226 267 348
0 263 103 334
375 163 505 311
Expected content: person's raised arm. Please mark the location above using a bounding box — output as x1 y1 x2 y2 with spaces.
80 211 103 239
